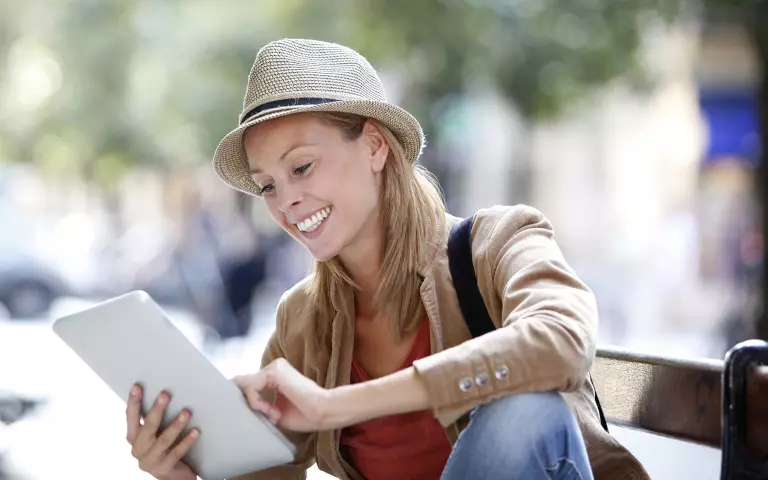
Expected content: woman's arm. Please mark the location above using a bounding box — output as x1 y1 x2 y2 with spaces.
410 205 597 424
321 366 430 428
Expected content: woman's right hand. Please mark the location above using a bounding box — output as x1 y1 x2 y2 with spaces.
126 385 200 480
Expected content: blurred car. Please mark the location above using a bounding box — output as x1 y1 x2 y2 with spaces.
0 253 69 319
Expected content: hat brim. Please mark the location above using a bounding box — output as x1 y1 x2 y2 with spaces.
212 99 425 196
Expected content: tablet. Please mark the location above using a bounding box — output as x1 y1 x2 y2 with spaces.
52 291 296 480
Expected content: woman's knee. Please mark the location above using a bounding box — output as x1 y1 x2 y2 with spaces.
471 392 576 444
442 392 591 479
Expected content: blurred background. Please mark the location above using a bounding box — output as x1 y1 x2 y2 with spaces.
0 0 765 478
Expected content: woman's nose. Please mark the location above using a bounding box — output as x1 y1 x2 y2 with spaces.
277 182 304 213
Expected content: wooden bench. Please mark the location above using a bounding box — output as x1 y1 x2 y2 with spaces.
592 340 768 480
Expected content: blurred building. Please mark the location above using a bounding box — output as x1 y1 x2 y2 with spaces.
441 16 761 356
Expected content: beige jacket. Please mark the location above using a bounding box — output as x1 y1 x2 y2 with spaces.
234 205 649 480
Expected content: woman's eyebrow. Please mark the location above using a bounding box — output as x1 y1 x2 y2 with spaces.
249 142 317 174
280 142 316 160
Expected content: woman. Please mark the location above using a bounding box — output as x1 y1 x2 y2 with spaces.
125 39 648 480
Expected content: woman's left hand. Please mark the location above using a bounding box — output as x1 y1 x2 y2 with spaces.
233 358 334 432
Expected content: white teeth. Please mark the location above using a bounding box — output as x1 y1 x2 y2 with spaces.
297 208 331 232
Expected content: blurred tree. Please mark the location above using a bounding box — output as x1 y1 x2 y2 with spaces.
0 0 756 185
271 0 704 204
276 0 690 131
0 1 278 189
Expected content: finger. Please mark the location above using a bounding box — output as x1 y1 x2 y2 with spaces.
132 391 170 457
246 368 276 393
244 390 279 417
234 368 274 393
157 429 200 473
126 384 142 444
267 358 311 397
268 406 282 425
231 374 253 389
146 409 192 462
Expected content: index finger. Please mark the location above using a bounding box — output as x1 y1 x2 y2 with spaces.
126 384 142 444
231 374 253 389
233 370 273 392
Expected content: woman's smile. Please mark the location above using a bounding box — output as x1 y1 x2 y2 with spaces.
294 206 332 238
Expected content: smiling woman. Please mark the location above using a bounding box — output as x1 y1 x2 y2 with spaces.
242 112 394 264
242 111 443 355
121 39 648 480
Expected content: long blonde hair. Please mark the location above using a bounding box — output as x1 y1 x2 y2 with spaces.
307 112 445 350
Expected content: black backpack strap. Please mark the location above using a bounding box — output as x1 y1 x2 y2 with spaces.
447 215 610 433
447 216 496 338
589 372 610 433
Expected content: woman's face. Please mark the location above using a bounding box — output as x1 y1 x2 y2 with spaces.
244 113 389 261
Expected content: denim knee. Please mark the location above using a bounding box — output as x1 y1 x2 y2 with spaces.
441 392 593 480
470 392 575 451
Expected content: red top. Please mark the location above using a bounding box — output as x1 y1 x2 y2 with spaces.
339 319 452 480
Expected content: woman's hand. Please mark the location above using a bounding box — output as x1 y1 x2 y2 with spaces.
126 385 200 480
233 358 333 432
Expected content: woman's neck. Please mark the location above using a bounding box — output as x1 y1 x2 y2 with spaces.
340 212 384 319
342 246 381 319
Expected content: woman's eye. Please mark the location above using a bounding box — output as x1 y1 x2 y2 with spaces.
294 162 313 175
258 184 275 195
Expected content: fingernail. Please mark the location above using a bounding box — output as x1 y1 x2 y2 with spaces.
158 393 169 405
179 411 188 422
189 429 200 439
130 385 139 397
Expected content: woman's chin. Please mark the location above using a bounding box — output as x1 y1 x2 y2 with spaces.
304 243 340 263
309 251 338 262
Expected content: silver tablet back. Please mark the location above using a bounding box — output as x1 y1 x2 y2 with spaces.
52 291 296 480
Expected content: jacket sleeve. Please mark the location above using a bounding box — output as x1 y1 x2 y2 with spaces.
229 301 316 480
412 205 598 423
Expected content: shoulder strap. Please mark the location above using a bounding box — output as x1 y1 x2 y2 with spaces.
447 215 610 433
447 216 495 338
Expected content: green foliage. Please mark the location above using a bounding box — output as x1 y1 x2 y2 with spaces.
278 0 688 123
0 0 753 185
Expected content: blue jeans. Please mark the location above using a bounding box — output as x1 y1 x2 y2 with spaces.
441 392 594 480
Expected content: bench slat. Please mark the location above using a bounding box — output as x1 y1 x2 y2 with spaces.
593 346 768 456
593 350 722 447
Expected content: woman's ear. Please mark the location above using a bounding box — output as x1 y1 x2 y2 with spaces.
361 120 389 173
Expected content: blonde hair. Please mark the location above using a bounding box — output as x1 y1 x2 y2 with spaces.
307 112 445 350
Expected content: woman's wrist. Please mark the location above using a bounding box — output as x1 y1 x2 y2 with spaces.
321 367 431 430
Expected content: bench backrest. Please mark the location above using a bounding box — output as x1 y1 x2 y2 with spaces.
592 341 768 478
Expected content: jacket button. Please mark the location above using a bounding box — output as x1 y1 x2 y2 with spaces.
495 365 509 380
475 372 489 387
458 377 474 392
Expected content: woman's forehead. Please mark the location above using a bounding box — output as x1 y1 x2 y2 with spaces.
244 115 337 169
246 114 338 150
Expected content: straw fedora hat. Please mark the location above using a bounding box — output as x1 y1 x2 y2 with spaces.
212 38 425 196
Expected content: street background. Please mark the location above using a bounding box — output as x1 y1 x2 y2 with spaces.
0 1 764 478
